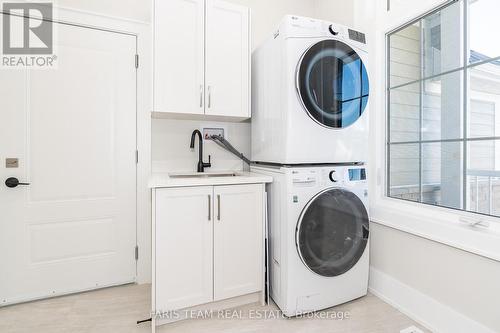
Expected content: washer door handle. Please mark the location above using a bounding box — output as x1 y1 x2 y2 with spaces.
362 225 369 240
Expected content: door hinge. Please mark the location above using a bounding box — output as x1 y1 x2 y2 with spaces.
135 54 139 68
135 150 139 164
135 245 139 260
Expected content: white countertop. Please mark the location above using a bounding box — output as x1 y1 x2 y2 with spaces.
149 171 273 188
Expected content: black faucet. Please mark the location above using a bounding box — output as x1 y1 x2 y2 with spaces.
190 129 211 172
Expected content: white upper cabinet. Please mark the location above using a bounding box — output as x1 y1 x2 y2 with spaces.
205 0 250 118
154 0 250 120
154 0 205 115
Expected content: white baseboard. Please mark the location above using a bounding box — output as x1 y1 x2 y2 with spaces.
369 267 495 333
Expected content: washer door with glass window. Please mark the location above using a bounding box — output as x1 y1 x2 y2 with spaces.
297 39 369 129
296 188 369 277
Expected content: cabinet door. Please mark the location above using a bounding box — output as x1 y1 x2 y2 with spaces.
205 0 250 118
154 0 205 115
213 184 263 301
155 187 213 311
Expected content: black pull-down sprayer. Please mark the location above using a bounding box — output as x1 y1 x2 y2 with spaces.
190 130 211 172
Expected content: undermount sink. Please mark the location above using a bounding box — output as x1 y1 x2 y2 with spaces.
168 172 240 179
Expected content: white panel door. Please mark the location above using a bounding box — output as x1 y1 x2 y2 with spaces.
0 20 137 305
154 0 205 115
213 184 263 301
155 187 213 311
205 0 250 118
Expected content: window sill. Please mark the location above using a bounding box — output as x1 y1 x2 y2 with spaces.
370 197 500 262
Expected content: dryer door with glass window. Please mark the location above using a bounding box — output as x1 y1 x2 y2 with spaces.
297 40 369 129
296 188 369 277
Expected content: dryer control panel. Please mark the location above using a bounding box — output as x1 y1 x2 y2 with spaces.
278 15 368 50
348 29 366 44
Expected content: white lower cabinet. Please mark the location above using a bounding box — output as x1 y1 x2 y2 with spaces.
213 185 263 301
154 184 264 314
154 186 213 311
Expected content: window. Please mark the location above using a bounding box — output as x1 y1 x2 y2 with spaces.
387 0 500 218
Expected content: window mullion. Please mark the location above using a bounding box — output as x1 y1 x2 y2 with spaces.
386 30 392 197
462 0 469 211
419 19 424 203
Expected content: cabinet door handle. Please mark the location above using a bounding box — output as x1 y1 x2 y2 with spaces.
217 194 221 221
200 84 203 108
208 195 211 221
208 86 211 108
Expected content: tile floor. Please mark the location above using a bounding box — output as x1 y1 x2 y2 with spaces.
0 284 429 333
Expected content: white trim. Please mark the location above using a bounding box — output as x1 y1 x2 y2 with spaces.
50 5 150 26
151 189 157 333
370 198 500 263
13 0 150 25
2 281 136 307
369 267 496 333
136 17 153 286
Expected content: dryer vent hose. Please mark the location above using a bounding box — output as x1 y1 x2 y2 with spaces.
210 135 252 165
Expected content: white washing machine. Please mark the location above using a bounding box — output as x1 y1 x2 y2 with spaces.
251 16 370 164
252 164 369 316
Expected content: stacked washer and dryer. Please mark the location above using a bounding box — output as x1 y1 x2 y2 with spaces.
251 16 371 316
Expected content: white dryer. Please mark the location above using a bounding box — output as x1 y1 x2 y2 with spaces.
251 16 370 164
252 164 369 316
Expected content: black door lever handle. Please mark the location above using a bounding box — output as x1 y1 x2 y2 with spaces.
5 177 30 188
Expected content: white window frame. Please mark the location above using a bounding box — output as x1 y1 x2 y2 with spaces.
369 0 500 263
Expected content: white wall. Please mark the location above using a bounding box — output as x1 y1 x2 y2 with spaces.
371 224 500 331
313 0 354 26
355 0 500 331
152 119 251 172
224 0 316 48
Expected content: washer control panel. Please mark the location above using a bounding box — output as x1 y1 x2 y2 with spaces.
327 167 367 184
348 168 367 181
291 169 317 186
329 170 339 182
290 166 367 187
